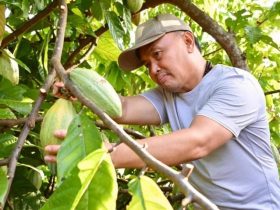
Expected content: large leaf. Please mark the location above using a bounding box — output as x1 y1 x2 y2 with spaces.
127 176 173 210
0 108 16 119
105 11 126 50
76 154 118 210
0 98 32 115
57 112 103 184
0 133 17 158
0 167 8 206
94 31 121 62
41 149 117 210
0 78 26 100
0 49 19 85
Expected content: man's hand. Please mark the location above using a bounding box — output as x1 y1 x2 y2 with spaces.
52 81 65 98
44 129 67 163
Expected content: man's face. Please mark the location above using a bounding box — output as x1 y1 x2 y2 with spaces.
139 32 194 93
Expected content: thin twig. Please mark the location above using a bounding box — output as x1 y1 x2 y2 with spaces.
95 121 146 139
0 116 43 127
0 158 9 166
265 89 280 95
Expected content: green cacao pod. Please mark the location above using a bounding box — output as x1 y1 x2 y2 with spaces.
0 49 19 85
40 98 76 174
69 68 122 118
126 0 143 13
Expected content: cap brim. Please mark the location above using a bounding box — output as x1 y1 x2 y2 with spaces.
118 33 166 71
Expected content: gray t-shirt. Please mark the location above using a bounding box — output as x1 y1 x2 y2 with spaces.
141 64 280 210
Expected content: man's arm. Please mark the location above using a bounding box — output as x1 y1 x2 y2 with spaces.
110 115 233 168
114 95 161 125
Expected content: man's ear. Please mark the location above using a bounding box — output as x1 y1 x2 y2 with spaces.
183 31 195 52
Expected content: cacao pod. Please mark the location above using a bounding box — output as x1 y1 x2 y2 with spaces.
40 98 76 174
0 49 19 85
69 68 122 118
126 0 143 13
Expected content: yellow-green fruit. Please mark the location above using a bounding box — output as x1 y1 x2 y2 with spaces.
69 68 122 118
40 98 76 174
127 0 143 13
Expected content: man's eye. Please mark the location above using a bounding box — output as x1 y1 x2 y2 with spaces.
153 51 162 59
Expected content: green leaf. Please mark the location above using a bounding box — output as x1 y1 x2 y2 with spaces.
17 163 44 190
0 78 26 100
94 31 121 61
76 154 117 210
127 176 173 210
244 26 262 44
0 133 17 158
57 112 103 184
0 49 19 85
105 11 126 50
91 0 103 20
0 98 32 115
41 149 117 210
260 34 279 50
0 167 8 206
0 108 16 119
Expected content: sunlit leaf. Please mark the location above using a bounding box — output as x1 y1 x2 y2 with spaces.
0 167 8 206
76 154 117 210
41 149 117 210
0 134 17 158
244 26 262 44
260 35 279 50
57 112 103 184
127 176 173 210
0 98 32 115
94 31 121 61
105 11 126 50
0 49 19 85
0 108 16 119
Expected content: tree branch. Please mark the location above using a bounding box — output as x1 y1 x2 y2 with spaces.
0 116 43 127
1 1 67 208
1 0 59 49
265 89 280 95
0 158 9 166
51 57 218 210
95 121 146 139
143 0 249 71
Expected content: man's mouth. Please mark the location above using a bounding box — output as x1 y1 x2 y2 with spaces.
157 72 169 84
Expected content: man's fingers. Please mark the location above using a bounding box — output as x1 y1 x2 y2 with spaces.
45 145 61 155
44 155 57 163
54 129 67 139
52 81 65 96
55 81 65 88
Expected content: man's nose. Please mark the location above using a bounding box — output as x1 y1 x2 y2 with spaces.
149 62 160 75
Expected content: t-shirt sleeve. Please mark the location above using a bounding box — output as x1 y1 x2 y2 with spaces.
197 76 261 137
141 87 168 124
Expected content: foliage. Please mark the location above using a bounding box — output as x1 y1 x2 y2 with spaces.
0 0 279 209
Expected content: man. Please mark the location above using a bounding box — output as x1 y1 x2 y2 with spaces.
45 14 280 209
